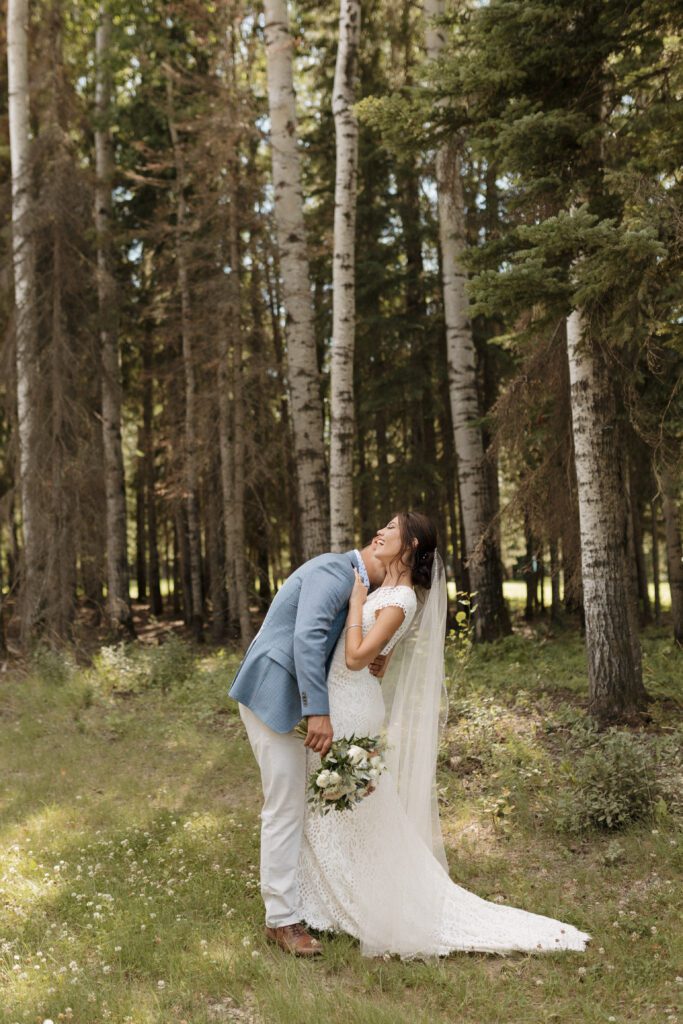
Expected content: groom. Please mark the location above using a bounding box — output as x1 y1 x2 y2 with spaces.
228 543 386 956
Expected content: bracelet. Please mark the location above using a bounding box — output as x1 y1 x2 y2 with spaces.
346 624 362 631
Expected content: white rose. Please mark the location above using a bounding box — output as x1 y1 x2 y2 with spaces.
369 756 382 769
316 770 331 788
368 768 379 779
347 745 368 766
327 771 342 786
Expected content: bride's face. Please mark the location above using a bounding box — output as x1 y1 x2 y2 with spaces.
372 517 404 567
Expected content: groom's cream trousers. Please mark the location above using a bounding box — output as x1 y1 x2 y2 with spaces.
239 702 307 928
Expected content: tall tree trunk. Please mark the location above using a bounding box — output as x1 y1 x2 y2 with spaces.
142 336 163 615
8 0 41 640
263 0 328 558
658 466 683 643
228 200 254 646
629 470 651 624
424 0 509 641
135 426 147 603
549 537 562 621
329 0 361 550
524 513 535 621
264 246 302 568
47 224 76 640
216 312 238 638
566 308 648 722
95 3 134 637
95 3 134 636
206 455 228 643
651 497 661 626
622 455 645 685
171 516 181 617
165 65 204 641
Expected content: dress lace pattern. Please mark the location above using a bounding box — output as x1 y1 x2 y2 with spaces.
295 585 592 958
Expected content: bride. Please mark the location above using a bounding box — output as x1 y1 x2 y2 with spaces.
296 511 592 959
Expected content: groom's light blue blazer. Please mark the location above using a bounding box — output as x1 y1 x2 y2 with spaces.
228 551 357 733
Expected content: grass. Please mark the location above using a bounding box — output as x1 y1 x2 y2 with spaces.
0 626 681 1024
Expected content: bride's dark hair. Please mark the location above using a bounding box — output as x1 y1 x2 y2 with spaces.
391 511 438 589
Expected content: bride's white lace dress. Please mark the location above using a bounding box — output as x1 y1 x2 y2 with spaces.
296 584 592 958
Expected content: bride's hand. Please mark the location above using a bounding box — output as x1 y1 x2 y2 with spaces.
350 568 368 606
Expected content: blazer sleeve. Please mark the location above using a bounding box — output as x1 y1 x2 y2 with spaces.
292 558 354 717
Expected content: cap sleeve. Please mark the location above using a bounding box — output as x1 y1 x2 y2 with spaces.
372 587 417 655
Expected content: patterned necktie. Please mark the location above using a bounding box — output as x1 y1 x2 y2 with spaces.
353 549 370 589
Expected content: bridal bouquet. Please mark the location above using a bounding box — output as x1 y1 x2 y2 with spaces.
295 724 388 814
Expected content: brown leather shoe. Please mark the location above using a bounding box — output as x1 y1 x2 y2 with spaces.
265 922 322 956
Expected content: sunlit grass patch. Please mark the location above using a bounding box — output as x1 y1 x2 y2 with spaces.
1 636 681 1024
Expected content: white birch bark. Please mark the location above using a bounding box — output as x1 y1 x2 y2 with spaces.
165 66 204 640
658 465 683 642
566 307 645 720
263 0 328 560
424 0 508 640
8 0 41 638
95 2 134 636
329 0 361 551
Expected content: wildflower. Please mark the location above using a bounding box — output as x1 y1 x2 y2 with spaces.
157 979 166 990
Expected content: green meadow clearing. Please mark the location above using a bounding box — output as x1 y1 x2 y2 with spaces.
1 626 681 1024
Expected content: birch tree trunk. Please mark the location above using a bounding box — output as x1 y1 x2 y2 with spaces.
263 0 328 559
165 65 204 641
95 3 135 636
329 0 361 550
658 466 683 643
424 0 509 640
8 0 41 639
566 308 647 722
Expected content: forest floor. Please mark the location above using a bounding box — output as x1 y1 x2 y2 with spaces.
0 623 681 1024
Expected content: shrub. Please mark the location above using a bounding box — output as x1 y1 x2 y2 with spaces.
554 728 659 833
146 634 195 693
90 634 196 696
652 730 683 821
30 644 76 687
91 642 148 694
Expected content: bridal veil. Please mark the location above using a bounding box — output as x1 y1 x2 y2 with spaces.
356 550 451 958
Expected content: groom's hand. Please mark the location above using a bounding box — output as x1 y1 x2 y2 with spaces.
304 715 334 757
369 650 393 679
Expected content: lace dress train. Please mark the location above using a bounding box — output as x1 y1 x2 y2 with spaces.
296 585 592 959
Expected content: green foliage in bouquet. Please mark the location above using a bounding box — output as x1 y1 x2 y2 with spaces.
295 723 388 815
